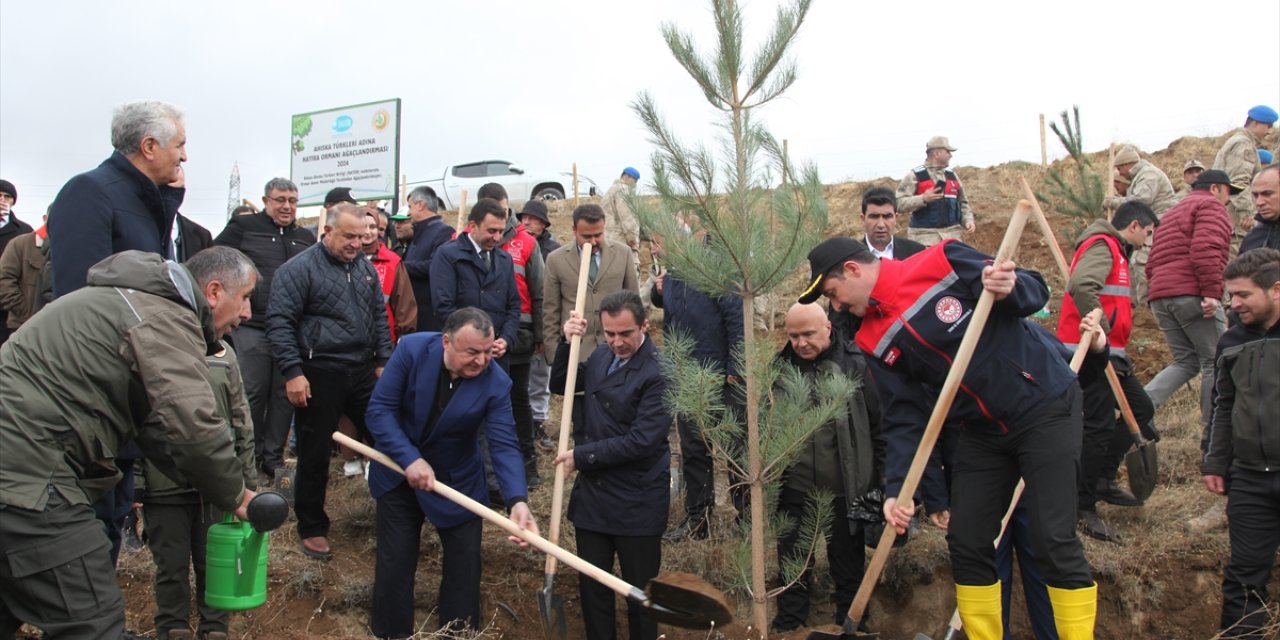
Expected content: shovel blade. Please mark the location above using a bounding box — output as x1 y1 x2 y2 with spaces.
642 571 734 629
1126 442 1159 501
536 587 566 640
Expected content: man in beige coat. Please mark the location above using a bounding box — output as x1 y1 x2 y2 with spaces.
1105 145 1176 305
543 203 639 360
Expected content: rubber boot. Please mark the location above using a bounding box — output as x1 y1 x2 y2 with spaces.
955 582 1003 640
1047 583 1097 640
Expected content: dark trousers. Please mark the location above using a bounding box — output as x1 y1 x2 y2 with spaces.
1221 468 1280 638
509 360 535 464
996 507 1059 640
947 385 1092 589
1079 362 1154 510
678 382 745 521
294 362 376 539
0 490 125 639
92 457 135 567
233 325 295 476
576 528 661 640
772 490 864 631
371 482 483 636
142 501 228 637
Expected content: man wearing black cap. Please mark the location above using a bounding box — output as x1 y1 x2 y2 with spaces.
324 186 358 208
0 179 34 345
799 236 1096 639
1144 170 1242 428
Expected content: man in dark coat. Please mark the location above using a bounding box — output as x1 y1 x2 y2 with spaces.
214 177 315 485
0 179 34 345
366 308 536 636
1240 164 1279 254
552 290 671 640
401 186 455 331
429 198 520 366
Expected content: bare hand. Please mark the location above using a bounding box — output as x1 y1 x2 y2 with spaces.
232 488 258 522
654 274 664 295
491 338 508 359
1241 216 1257 232
963 221 976 235
507 502 539 547
285 375 311 407
405 458 435 491
922 189 944 204
1103 195 1116 208
534 342 545 354
1202 474 1225 495
1079 308 1107 352
553 449 576 475
929 510 951 530
563 312 587 340
1201 297 1221 319
375 367 384 378
883 497 915 536
981 260 1018 300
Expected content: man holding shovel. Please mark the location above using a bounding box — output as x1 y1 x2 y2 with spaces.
801 237 1096 639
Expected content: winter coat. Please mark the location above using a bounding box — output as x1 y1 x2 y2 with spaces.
777 337 883 509
138 341 257 503
48 151 184 296
1202 321 1280 476
551 337 671 536
600 179 640 248
0 228 47 329
429 235 521 348
1111 160 1177 216
500 217 545 364
0 251 247 512
213 211 315 329
1240 216 1280 254
1145 189 1233 301
367 244 418 341
543 240 639 361
1213 128 1263 223
650 272 743 376
265 242 392 380
174 214 213 262
402 216 456 332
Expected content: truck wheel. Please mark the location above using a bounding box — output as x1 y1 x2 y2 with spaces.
534 187 565 201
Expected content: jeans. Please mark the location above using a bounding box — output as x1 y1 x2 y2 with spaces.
1145 295 1225 426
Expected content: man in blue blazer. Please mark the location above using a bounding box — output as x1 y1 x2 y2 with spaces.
552 290 672 640
365 308 537 637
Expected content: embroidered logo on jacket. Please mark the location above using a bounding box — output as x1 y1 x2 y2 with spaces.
935 296 964 323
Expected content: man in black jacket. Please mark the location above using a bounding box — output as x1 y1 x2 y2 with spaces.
401 186 455 331
266 203 392 559
1240 164 1279 254
0 179 33 345
215 177 316 485
1201 248 1280 638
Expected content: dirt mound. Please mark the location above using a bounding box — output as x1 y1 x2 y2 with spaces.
82 132 1280 640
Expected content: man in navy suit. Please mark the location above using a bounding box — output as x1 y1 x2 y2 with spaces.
552 290 672 640
365 308 537 637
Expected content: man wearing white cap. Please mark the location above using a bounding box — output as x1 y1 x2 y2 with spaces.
895 136 976 246
1104 144 1176 305
1175 159 1207 201
1214 105 1277 255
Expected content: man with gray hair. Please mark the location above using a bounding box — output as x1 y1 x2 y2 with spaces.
401 185 455 331
49 100 187 296
215 177 316 488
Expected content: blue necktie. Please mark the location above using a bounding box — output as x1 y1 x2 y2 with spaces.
608 357 624 375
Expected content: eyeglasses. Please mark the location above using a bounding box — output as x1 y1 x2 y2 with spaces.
267 196 299 205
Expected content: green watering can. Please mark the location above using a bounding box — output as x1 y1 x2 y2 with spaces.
205 491 289 610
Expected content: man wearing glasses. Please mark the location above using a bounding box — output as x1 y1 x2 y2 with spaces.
214 178 316 489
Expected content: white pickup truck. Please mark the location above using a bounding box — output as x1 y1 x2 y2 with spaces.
418 159 597 210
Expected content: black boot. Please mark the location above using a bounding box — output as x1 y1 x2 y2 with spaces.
1078 509 1122 543
1096 477 1143 507
662 517 709 542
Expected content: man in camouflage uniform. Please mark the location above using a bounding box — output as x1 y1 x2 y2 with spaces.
1213 105 1277 257
1105 144 1177 305
601 167 642 257
1175 159 1206 200
896 136 976 246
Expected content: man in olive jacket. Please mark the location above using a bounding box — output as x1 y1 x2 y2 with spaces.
0 250 258 638
772 302 883 632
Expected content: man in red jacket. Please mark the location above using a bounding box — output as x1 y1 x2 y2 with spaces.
1144 170 1243 427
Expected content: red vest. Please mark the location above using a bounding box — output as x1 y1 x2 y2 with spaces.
1056 234 1132 356
502 224 538 322
368 243 401 340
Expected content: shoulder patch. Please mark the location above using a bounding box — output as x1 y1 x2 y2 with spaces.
935 296 964 323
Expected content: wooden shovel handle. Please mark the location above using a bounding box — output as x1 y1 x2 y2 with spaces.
455 190 469 234
1020 177 1143 438
545 245 595 574
846 200 1034 624
333 432 648 603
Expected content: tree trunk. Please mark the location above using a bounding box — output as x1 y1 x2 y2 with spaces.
742 293 768 636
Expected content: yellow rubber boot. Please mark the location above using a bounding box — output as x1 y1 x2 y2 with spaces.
1047 583 1097 640
955 582 1003 640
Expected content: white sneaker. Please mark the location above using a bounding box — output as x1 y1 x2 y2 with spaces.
343 459 364 477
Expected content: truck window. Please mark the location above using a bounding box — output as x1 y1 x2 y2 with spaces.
452 163 486 178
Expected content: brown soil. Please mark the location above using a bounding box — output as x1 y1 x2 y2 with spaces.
93 132 1280 639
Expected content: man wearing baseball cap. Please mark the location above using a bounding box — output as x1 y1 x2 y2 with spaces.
799 236 1096 639
1213 105 1277 255
895 136 977 246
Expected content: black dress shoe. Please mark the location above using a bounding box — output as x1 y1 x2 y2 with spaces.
1096 478 1143 507
662 518 709 542
1078 510 1122 543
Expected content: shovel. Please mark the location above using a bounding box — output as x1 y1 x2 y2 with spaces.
915 338 1093 640
538 245 595 639
334 432 734 630
808 200 1034 640
1019 177 1159 501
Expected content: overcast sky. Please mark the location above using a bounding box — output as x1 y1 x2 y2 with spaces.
2 0 1277 235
